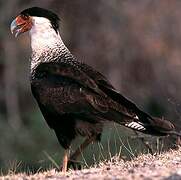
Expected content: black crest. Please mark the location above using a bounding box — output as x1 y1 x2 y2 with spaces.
21 7 60 32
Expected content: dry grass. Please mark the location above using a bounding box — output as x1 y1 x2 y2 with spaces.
1 147 181 180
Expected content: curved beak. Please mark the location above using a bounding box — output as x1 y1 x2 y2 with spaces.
10 19 21 37
10 15 32 38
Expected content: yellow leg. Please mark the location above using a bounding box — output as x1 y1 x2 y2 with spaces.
62 149 69 173
61 136 96 171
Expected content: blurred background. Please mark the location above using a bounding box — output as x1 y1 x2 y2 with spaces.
0 0 181 174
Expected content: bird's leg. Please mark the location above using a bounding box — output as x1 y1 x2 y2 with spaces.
68 136 95 170
62 149 69 173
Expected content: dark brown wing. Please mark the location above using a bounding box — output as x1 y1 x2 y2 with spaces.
34 62 105 96
32 62 136 119
76 62 175 135
32 61 175 136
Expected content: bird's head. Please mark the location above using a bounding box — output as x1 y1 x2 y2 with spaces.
10 7 60 37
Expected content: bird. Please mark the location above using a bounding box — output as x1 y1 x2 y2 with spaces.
10 7 180 172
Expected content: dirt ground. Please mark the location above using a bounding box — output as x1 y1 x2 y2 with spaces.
1 147 181 180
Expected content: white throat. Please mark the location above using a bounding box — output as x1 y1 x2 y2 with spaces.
29 17 72 71
30 17 63 54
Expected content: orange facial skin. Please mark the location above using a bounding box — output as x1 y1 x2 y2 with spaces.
11 14 32 37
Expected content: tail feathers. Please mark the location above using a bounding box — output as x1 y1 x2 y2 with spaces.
124 116 177 136
98 85 180 137
148 117 175 132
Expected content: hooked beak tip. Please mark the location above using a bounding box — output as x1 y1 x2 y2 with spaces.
10 19 20 38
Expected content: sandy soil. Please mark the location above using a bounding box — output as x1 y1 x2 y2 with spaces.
1 147 181 180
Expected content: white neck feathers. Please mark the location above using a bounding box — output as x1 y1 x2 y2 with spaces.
29 17 72 71
30 17 64 54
